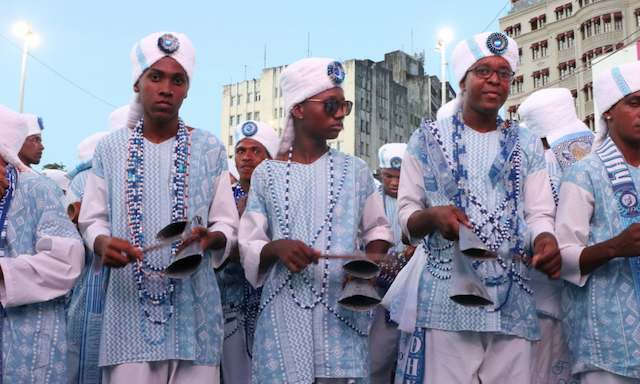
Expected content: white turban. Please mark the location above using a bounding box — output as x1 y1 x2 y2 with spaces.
519 88 591 145
437 32 518 120
0 105 30 172
378 143 407 169
41 169 71 193
23 114 43 137
77 132 110 162
593 61 640 149
233 121 279 159
227 158 239 181
127 32 196 128
278 58 346 156
109 105 130 131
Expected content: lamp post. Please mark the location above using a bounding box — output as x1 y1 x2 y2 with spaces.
435 28 453 107
13 22 39 113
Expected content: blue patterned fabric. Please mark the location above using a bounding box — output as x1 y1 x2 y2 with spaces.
561 153 640 378
380 186 403 254
92 128 227 366
404 116 544 341
66 167 104 384
2 171 81 383
245 149 376 383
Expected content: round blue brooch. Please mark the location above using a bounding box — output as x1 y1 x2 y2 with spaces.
617 188 639 217
241 121 258 137
158 34 180 54
390 156 402 169
37 117 44 131
486 32 508 54
327 61 345 85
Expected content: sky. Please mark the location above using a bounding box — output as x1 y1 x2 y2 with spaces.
1 0 512 171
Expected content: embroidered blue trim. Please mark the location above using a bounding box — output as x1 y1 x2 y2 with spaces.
612 67 632 97
136 43 149 73
466 37 485 61
37 117 44 131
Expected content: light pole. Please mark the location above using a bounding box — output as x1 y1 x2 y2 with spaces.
13 22 39 113
435 28 453 107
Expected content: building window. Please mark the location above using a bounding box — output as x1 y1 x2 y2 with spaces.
572 90 578 106
237 114 242 124
540 41 548 57
557 34 566 50
636 9 640 27
274 108 277 118
505 26 513 37
247 112 252 120
229 116 235 126
514 24 521 36
254 111 260 121
615 13 623 30
542 70 550 86
594 17 602 34
583 83 593 101
274 87 279 98
559 63 568 79
530 17 538 31
238 95 243 105
230 96 236 106
531 43 540 60
279 108 283 117
566 4 572 17
533 72 542 88
247 93 253 103
587 21 593 37
556 7 564 20
255 92 261 102
539 15 546 28
511 76 524 94
508 105 519 120
567 32 575 47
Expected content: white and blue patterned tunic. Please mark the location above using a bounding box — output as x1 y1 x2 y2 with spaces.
557 153 640 378
0 171 84 383
396 116 555 341
239 149 394 383
79 127 238 367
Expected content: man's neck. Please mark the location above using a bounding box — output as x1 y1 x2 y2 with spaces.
288 135 329 164
462 106 499 134
142 114 180 144
614 136 640 167
239 179 250 194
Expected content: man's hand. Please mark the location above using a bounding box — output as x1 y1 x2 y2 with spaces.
532 232 561 279
95 235 142 268
261 239 320 273
428 206 472 241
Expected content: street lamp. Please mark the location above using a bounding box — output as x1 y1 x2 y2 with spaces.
13 22 39 113
435 28 453 107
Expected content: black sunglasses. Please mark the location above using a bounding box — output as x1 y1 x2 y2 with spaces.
305 99 353 116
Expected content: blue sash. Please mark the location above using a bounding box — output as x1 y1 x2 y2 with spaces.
595 137 640 310
0 165 17 384
68 158 93 179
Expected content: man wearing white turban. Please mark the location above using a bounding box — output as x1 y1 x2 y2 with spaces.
218 120 278 384
519 87 592 384
556 61 640 383
394 32 559 383
78 32 238 384
18 114 45 168
239 58 394 383
0 105 84 383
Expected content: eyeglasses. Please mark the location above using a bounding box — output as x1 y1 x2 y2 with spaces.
305 99 353 116
467 66 515 82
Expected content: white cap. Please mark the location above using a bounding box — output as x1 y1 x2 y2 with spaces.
378 143 407 169
233 121 279 159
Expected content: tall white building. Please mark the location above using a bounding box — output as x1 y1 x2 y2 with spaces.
500 0 640 130
220 51 455 172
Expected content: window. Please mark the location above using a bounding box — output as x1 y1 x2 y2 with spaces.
508 105 519 120
229 115 235 126
230 96 236 106
614 13 623 30
237 114 242 124
514 24 521 37
274 87 279 98
254 111 260 121
559 63 568 79
572 90 578 107
531 43 540 60
539 15 546 28
511 76 524 94
247 93 253 103
556 6 564 20
594 17 601 34
604 15 612 31
583 83 593 101
238 95 243 105
557 34 566 51
530 17 538 31
279 108 283 117
566 4 572 17
636 9 640 27
255 92 261 102
540 41 548 57
517 78 524 93
567 32 575 47
274 108 277 118
542 70 550 86
247 112 252 120
518 48 523 65
587 21 593 37
533 71 542 88
505 26 513 37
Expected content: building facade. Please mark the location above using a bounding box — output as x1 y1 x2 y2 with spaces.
220 51 455 172
500 0 640 130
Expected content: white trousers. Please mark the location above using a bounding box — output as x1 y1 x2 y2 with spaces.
369 308 399 384
221 328 252 384
581 370 640 384
102 360 220 384
416 329 536 384
532 314 579 384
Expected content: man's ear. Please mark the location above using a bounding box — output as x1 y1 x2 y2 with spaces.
292 104 303 120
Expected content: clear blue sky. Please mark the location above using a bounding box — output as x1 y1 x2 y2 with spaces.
1 0 511 171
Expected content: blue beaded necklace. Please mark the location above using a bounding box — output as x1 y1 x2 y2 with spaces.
126 116 190 341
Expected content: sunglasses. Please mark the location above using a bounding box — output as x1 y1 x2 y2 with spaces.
305 99 353 116
467 66 515 82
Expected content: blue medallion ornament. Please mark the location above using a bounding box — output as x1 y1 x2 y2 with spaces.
241 121 258 137
37 116 44 131
327 61 345 85
157 33 180 54
390 156 402 169
486 32 508 54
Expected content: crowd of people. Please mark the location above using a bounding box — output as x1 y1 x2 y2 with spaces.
0 28 638 384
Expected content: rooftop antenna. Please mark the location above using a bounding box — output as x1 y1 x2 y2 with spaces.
244 65 247 82
264 43 267 69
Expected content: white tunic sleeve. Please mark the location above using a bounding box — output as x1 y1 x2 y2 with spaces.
555 181 594 287
239 210 271 288
207 171 239 268
397 151 428 247
523 167 557 246
359 192 394 247
79 172 110 253
0 235 85 307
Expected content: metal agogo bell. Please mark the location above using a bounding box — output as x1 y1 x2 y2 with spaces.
449 242 494 307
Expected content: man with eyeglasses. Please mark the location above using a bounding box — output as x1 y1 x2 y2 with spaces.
393 32 559 383
239 57 393 383
18 114 45 168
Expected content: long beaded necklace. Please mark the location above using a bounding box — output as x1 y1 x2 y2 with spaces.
446 110 530 310
126 117 190 340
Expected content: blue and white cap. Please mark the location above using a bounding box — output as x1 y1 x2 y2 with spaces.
23 114 43 136
593 61 640 149
0 105 30 172
233 120 279 159
378 143 407 169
